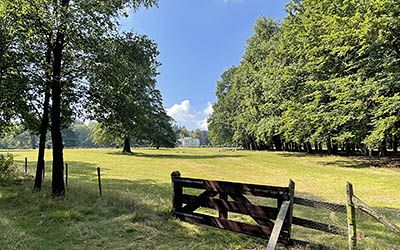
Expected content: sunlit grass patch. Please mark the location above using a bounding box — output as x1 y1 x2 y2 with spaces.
0 148 399 249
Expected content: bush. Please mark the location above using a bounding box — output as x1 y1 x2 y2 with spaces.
0 154 17 182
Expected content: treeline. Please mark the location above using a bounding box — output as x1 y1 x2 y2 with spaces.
0 122 176 149
209 0 400 156
0 124 212 149
0 123 95 149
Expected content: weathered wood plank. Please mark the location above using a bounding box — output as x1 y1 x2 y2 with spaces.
181 194 279 219
175 211 288 241
219 193 228 219
175 177 290 199
181 190 218 213
229 193 275 228
292 217 347 236
353 195 400 236
294 197 346 213
266 201 290 250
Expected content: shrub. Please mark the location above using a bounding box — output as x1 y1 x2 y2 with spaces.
0 154 17 182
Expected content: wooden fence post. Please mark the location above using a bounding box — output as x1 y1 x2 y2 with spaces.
171 171 182 214
346 182 357 250
97 167 102 197
65 163 68 188
25 157 28 174
287 180 295 243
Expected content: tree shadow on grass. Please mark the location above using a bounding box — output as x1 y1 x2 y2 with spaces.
317 158 400 169
278 152 400 169
277 152 313 158
317 160 372 169
277 152 374 168
106 151 244 160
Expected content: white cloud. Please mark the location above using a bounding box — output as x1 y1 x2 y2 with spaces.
203 102 213 116
167 100 213 130
166 100 196 122
199 118 209 130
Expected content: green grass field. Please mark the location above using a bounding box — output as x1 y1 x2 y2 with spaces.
0 148 399 249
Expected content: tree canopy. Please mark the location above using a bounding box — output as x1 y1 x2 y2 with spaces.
0 0 177 195
209 1 400 156
87 33 176 152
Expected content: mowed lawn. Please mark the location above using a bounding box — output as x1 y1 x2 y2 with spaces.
0 148 399 249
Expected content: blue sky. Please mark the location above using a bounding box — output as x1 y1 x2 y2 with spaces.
120 0 289 130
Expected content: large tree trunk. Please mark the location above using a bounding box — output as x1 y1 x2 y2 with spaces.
393 135 398 153
305 142 313 153
123 137 132 153
361 144 369 156
33 90 50 192
345 142 351 156
50 21 68 196
326 139 332 155
273 135 282 151
33 35 52 192
379 139 387 157
332 143 338 155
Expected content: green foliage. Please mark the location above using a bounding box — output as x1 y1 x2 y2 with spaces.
87 32 175 148
1 0 162 195
0 129 38 149
191 129 201 139
0 20 32 136
208 67 237 146
179 127 191 139
209 1 400 154
0 154 16 182
90 123 123 147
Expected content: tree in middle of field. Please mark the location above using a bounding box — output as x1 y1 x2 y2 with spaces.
87 33 176 153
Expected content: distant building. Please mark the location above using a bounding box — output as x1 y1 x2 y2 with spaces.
179 137 200 147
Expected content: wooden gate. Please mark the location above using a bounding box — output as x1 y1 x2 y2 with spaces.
171 171 295 248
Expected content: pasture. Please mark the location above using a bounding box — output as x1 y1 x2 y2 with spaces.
0 148 399 249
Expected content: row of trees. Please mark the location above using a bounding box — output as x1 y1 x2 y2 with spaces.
1 123 213 149
0 0 176 196
209 0 400 156
0 123 103 149
0 122 176 149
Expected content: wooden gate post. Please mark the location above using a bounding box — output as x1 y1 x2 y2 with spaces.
171 171 182 214
346 182 357 250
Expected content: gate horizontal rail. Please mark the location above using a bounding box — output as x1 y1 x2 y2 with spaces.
171 171 295 248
